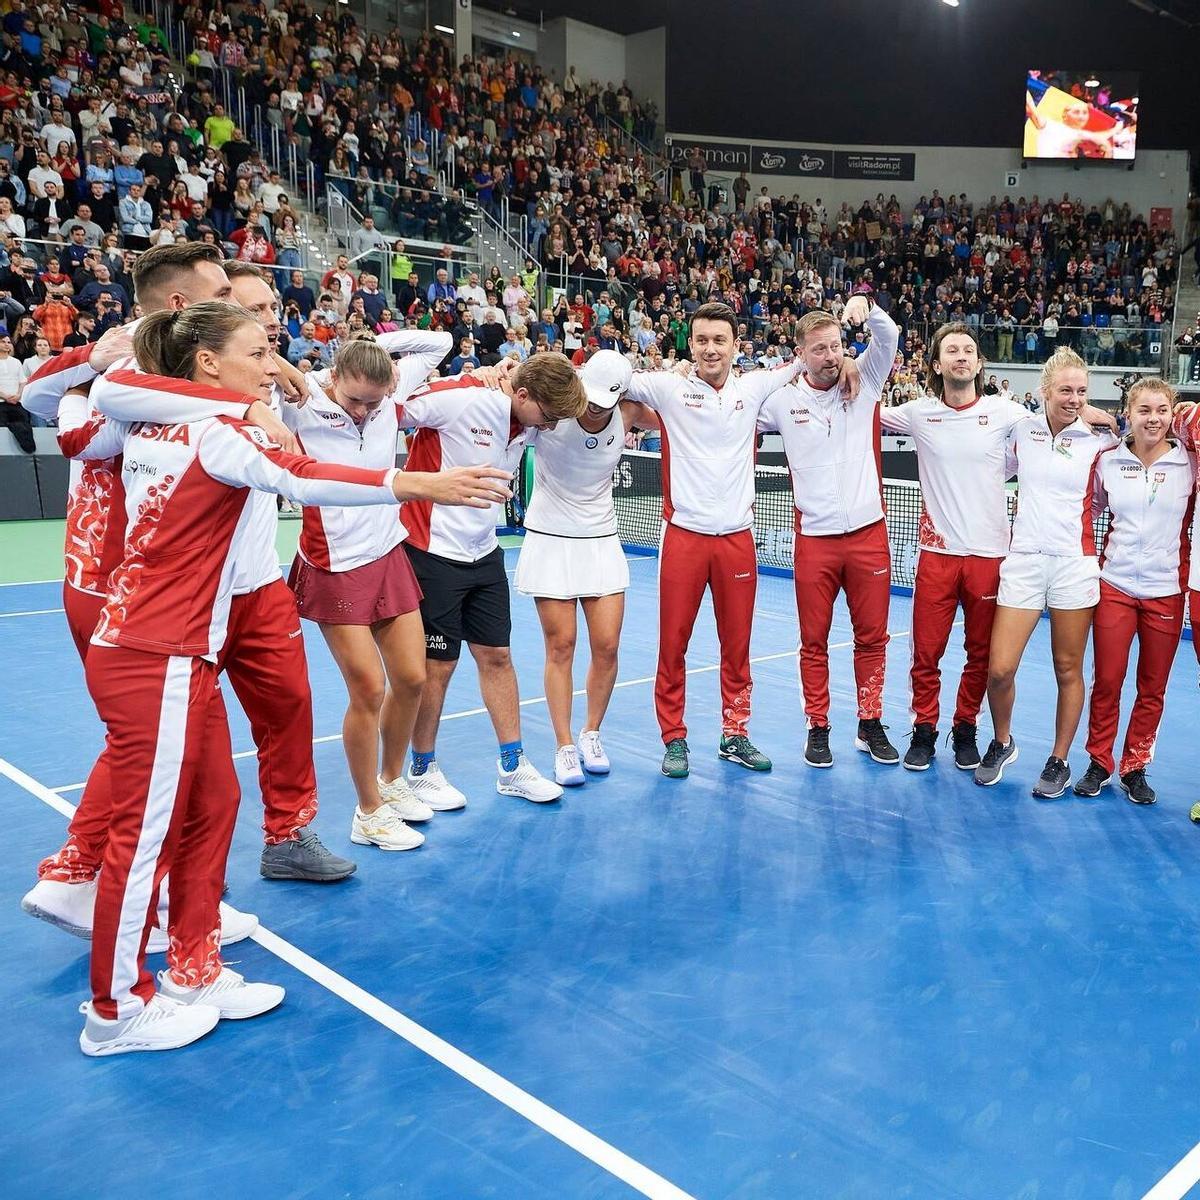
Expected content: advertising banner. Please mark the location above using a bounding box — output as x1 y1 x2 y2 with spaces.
667 138 917 181
832 151 917 180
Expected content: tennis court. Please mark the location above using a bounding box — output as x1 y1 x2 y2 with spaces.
3 466 1200 1198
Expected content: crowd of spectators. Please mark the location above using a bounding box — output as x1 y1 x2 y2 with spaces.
0 0 1184 452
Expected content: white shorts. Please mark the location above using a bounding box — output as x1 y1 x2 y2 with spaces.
997 552 1100 611
513 529 629 599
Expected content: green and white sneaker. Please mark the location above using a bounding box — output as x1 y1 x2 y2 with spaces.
718 734 772 772
661 738 690 779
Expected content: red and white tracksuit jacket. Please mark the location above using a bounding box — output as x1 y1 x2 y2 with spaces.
37 362 324 891
288 330 451 571
400 371 529 564
624 358 801 742
880 393 1029 728
23 347 128 655
758 305 899 727
1086 439 1194 776
80 371 401 1020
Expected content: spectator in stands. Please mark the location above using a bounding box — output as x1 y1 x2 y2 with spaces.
449 336 480 374
287 320 332 368
353 276 388 325
427 267 456 306
282 270 316 319
0 332 32 451
32 294 79 350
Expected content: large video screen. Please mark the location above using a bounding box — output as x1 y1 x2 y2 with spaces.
1024 71 1139 160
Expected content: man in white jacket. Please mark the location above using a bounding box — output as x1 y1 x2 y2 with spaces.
758 294 900 768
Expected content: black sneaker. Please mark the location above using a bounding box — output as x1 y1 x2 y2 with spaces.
974 737 1018 786
805 725 833 768
903 723 937 771
1073 760 1112 797
1119 769 1157 806
1032 756 1072 799
950 721 981 770
260 827 357 882
855 719 899 764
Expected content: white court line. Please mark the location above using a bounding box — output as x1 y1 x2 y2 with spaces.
0 753 695 1200
0 607 64 618
0 577 67 588
51 627 902 794
1141 1144 1200 1200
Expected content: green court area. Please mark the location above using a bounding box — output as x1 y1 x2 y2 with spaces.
0 520 525 586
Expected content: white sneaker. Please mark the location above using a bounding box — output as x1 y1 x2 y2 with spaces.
577 730 611 775
496 754 564 803
377 774 434 822
146 901 258 955
350 803 425 850
554 744 586 786
22 878 97 939
405 761 467 811
158 967 284 1020
79 993 220 1057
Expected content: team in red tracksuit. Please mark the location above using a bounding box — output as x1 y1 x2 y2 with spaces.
80 370 405 1020
86 364 323 852
879 390 1029 736
1084 438 1194 781
26 348 329 887
622 353 800 753
758 302 900 737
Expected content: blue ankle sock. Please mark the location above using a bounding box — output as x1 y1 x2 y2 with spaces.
499 740 522 772
410 749 435 776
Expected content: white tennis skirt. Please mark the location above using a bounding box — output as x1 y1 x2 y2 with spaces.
514 529 629 599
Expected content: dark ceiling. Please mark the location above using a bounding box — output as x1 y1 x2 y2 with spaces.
1126 0 1200 22
472 0 668 35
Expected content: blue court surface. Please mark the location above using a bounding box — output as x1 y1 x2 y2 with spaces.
3 545 1200 1199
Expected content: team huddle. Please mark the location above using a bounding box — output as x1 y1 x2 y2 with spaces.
15 241 1199 1058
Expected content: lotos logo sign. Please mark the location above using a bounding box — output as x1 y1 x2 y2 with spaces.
758 152 785 170
796 154 827 173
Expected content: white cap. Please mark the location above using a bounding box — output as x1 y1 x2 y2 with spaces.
581 349 631 410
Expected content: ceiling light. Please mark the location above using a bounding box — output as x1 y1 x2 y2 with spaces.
941 0 959 7
1085 76 1100 87
511 30 521 37
434 23 454 33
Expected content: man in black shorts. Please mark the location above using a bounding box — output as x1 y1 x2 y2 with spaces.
398 354 588 807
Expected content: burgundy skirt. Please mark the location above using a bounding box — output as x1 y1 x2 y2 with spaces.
288 539 423 625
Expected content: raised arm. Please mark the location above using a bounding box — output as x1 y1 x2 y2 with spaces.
56 389 130 461
96 368 300 454
620 397 659 431
623 368 683 412
21 343 107 424
845 296 899 401
202 418 513 510
878 398 914 435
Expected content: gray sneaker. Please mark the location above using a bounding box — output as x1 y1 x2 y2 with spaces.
260 827 357 882
974 737 1018 787
1032 756 1072 800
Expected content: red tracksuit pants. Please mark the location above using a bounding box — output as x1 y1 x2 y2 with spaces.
656 524 756 743
41 578 316 883
794 518 890 727
1085 579 1183 776
909 551 1001 728
86 645 240 1019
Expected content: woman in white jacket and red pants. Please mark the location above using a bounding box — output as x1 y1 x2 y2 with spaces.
1076 379 1195 804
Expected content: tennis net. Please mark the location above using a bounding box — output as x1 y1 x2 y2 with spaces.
512 449 1113 592
616 451 1101 591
